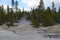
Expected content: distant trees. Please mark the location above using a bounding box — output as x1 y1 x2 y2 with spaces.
0 0 60 28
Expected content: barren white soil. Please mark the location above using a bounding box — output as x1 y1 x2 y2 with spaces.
0 19 60 40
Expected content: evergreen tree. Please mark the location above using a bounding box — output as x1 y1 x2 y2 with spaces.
0 5 5 25
17 9 22 20
43 7 55 26
52 2 55 13
38 0 44 10
52 2 57 23
15 0 18 20
38 0 44 23
1 5 5 23
15 0 18 11
0 6 3 25
31 8 36 20
7 8 14 26
26 11 31 20
7 5 9 14
31 8 40 28
56 7 60 23
6 5 9 24
12 0 14 7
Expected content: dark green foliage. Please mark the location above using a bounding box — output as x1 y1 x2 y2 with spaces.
42 7 55 27
30 8 40 28
7 8 14 26
56 7 60 23
26 12 31 20
17 9 23 20
6 5 9 22
0 5 5 25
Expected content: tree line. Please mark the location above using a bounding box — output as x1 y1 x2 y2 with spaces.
0 0 60 28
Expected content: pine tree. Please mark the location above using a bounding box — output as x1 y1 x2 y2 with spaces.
0 5 5 25
52 2 55 13
26 11 31 20
1 5 5 23
6 5 9 24
52 2 57 23
0 6 2 25
17 9 22 20
31 8 40 28
7 5 9 14
43 7 55 27
12 0 14 7
7 8 14 26
38 0 44 10
15 0 18 11
38 0 44 23
15 0 18 20
56 7 60 23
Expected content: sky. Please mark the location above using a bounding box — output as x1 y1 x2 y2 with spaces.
0 0 60 11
